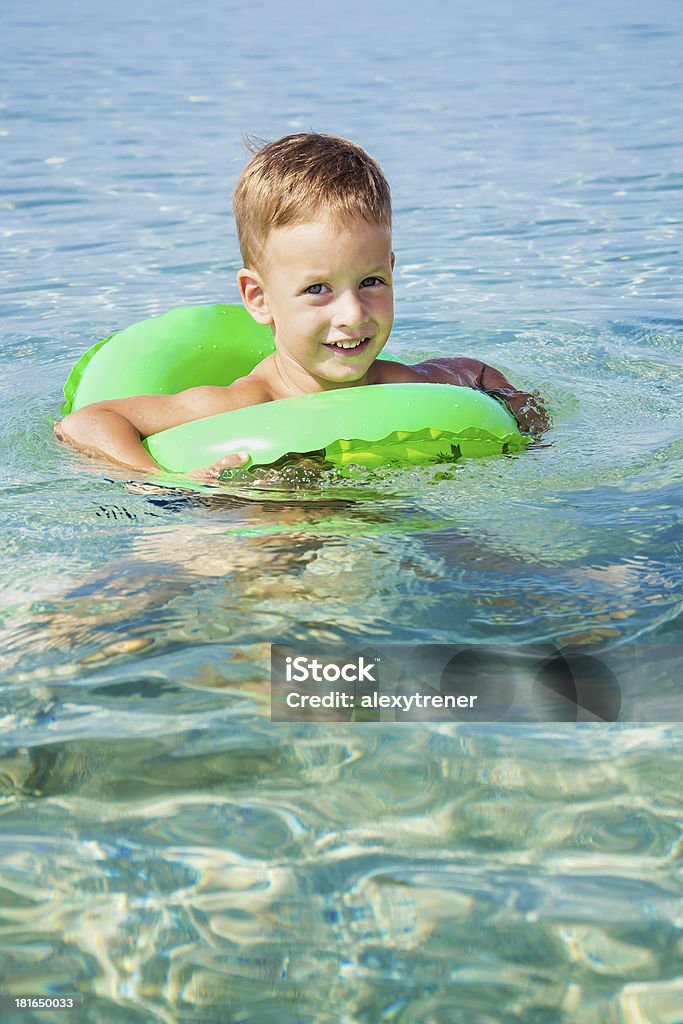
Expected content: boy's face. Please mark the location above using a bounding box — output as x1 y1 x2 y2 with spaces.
239 216 394 391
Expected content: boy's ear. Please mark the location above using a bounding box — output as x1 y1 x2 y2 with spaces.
237 269 273 326
391 252 395 271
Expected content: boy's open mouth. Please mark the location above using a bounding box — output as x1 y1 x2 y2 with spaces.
324 337 371 354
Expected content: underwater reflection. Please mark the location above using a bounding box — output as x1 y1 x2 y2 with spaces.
2 474 678 688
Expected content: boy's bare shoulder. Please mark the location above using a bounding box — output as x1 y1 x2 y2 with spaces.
369 359 423 384
371 356 481 388
184 374 274 415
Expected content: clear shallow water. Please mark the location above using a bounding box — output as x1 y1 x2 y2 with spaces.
2 0 683 1020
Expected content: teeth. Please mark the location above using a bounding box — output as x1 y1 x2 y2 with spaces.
332 338 367 350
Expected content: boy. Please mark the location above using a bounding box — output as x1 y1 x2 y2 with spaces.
55 133 547 481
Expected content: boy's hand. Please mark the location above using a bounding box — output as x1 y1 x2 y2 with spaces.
54 383 267 477
186 452 249 483
410 357 550 438
482 386 550 438
475 364 549 437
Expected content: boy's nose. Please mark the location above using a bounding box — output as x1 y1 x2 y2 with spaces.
331 291 367 331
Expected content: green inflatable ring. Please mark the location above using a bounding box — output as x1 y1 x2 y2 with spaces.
61 304 528 472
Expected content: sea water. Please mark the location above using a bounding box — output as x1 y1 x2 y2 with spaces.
1 0 682 1020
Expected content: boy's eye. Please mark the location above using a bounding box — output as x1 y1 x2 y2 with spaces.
304 283 326 295
360 276 383 288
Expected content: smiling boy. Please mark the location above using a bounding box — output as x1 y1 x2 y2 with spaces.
56 133 547 479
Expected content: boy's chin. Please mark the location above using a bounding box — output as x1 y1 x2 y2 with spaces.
317 363 372 386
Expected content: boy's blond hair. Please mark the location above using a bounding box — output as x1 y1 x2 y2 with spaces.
233 133 392 271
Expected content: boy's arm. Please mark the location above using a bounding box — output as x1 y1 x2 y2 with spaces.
55 381 265 478
411 357 549 437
